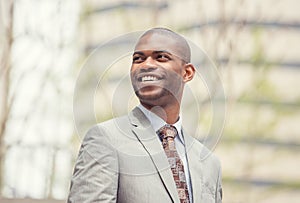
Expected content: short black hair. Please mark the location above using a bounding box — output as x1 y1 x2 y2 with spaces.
139 27 191 63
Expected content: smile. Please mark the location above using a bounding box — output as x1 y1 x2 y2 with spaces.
138 75 163 82
141 76 158 82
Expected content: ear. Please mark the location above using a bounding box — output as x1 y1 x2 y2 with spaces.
183 63 195 82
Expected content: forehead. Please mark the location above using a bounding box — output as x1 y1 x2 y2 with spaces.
134 33 182 57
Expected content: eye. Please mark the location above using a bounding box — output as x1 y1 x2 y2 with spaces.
132 55 144 63
157 54 170 62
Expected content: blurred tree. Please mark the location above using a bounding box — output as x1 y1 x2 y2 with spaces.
0 0 14 193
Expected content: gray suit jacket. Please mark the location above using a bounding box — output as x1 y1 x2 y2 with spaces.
68 107 222 203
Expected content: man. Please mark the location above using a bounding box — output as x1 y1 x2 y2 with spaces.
68 28 222 203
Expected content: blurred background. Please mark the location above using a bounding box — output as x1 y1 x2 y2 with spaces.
0 0 299 202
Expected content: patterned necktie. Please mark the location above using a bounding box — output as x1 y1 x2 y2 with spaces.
157 125 190 203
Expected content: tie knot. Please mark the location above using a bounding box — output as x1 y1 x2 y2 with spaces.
157 125 178 140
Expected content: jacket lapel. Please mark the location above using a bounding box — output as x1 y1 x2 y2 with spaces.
129 107 179 203
183 129 203 203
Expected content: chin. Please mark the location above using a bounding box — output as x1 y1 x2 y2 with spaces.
136 89 167 102
136 92 161 101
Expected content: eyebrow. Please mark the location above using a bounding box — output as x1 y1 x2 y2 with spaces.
132 50 173 56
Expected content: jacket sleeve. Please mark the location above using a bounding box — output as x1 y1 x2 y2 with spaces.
68 125 119 203
215 164 223 203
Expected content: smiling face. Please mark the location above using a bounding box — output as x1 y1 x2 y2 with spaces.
130 30 195 109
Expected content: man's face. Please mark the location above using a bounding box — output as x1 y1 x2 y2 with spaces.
130 33 186 106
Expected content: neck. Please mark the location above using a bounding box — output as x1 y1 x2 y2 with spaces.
141 102 180 124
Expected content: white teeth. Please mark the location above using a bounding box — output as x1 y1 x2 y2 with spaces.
141 76 158 82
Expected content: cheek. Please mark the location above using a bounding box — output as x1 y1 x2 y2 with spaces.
169 62 184 74
167 71 184 89
168 66 184 80
130 66 137 77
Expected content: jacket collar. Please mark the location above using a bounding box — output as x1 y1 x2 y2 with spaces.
129 107 180 202
128 107 204 203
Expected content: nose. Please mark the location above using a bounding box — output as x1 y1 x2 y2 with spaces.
143 56 156 67
139 56 157 71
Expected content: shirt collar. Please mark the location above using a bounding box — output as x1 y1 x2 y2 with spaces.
138 104 184 143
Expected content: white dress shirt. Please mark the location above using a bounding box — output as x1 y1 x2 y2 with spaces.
138 104 192 202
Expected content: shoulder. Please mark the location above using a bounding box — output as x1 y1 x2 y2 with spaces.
198 141 220 167
185 134 221 170
81 115 133 149
84 115 129 137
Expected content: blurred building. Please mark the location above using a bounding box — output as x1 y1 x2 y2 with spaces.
1 0 299 202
